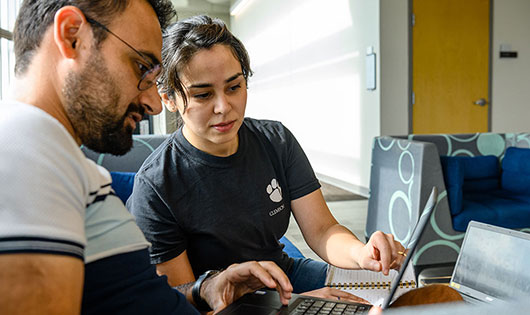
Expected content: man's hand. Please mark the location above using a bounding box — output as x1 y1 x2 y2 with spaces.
301 287 370 304
356 231 406 275
201 261 293 313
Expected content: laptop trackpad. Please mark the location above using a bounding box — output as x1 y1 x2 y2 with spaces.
230 303 278 315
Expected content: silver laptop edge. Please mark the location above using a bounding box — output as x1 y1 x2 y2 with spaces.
381 187 438 309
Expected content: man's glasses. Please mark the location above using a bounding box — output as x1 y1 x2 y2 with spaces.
85 17 161 91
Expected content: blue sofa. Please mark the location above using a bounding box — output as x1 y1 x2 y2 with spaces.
82 135 304 259
366 132 530 270
441 147 530 231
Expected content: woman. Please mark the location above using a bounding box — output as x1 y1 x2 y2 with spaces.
128 15 405 298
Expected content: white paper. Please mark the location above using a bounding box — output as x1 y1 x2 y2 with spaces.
325 264 416 306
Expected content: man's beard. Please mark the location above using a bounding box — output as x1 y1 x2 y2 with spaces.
63 50 144 155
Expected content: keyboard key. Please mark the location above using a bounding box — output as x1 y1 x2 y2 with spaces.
292 298 368 315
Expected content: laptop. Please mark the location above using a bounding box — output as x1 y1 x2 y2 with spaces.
218 187 439 315
449 221 530 305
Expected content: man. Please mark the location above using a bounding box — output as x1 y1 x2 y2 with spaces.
0 1 292 314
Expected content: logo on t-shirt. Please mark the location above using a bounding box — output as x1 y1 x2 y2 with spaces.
266 178 283 203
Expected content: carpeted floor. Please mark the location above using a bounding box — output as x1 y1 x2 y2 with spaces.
320 181 366 202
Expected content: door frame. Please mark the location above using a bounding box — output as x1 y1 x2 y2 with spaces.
408 0 493 134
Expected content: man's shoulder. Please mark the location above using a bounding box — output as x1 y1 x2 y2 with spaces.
0 101 112 252
0 102 91 257
1 101 80 151
1 100 61 127
3 101 108 192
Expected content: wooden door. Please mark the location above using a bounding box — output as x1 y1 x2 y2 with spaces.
412 0 490 134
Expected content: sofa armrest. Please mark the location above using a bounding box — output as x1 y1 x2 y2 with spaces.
367 136 439 243
367 136 462 268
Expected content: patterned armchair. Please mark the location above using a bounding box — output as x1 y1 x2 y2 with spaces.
366 133 530 270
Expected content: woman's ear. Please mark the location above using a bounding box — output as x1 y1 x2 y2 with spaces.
53 6 88 59
161 92 179 112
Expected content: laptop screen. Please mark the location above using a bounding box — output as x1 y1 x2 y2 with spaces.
451 221 530 301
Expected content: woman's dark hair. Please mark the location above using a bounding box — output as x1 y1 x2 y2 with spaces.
158 15 253 110
14 0 176 75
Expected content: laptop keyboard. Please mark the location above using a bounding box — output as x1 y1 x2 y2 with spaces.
290 298 369 315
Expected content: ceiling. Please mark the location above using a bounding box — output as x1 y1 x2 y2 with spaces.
170 0 231 17
171 0 231 8
204 0 230 3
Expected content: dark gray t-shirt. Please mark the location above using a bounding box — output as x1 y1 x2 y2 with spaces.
128 118 320 276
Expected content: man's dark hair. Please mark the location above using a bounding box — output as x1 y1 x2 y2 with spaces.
158 15 253 110
13 0 176 75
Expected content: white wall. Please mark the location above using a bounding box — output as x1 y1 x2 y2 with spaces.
172 0 231 26
229 0 530 195
231 0 380 195
491 0 530 132
380 0 409 136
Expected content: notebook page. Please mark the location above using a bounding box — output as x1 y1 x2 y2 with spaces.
325 264 416 306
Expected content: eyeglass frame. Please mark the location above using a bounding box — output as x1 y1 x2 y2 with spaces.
85 17 162 91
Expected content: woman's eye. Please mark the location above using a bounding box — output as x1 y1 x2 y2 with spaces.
193 92 210 99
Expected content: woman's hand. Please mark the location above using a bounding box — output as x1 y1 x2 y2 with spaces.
301 287 370 304
356 231 406 275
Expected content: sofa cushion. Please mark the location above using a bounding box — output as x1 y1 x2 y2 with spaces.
440 155 499 216
461 155 499 180
453 190 530 231
463 178 500 192
110 172 136 204
502 147 530 194
440 156 464 216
